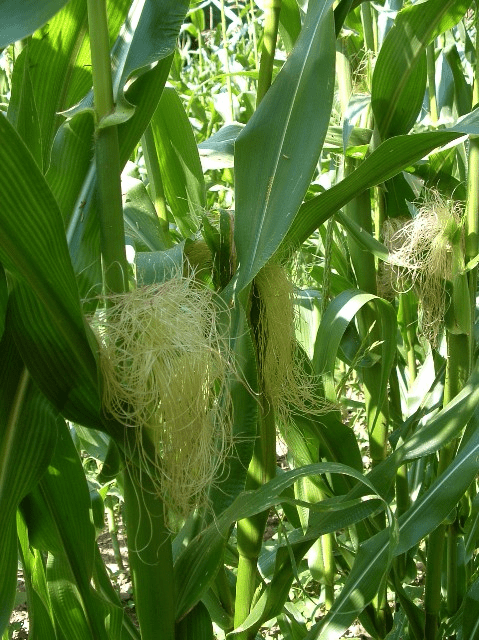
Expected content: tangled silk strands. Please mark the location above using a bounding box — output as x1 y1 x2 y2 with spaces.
254 263 331 424
381 191 464 346
91 277 234 520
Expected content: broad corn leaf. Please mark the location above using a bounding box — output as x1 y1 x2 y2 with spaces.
233 0 336 292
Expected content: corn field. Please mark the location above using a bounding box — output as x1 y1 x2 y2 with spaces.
2 1 479 639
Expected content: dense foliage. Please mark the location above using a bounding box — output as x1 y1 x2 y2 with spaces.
2 1 479 639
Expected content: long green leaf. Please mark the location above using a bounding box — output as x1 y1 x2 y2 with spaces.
7 46 42 167
0 115 100 423
0 267 6 340
149 86 206 236
371 0 470 139
208 301 258 517
17 514 58 640
0 332 58 635
286 121 479 248
37 419 111 639
245 360 479 636
22 0 130 170
233 0 336 292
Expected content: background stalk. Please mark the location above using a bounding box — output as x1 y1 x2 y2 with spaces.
256 0 282 105
466 5 479 365
424 333 469 639
344 164 391 635
250 0 259 70
220 0 234 121
426 42 438 124
123 467 175 640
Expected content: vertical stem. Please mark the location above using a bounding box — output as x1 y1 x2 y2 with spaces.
336 40 352 116
256 0 282 106
234 396 276 638
87 8 176 640
426 42 438 124
466 6 479 365
250 0 259 71
220 0 234 121
398 293 418 383
344 160 391 634
447 522 459 616
424 333 469 639
86 0 128 294
123 466 175 640
105 495 124 571
344 172 388 467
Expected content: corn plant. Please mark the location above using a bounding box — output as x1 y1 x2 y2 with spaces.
2 1 479 640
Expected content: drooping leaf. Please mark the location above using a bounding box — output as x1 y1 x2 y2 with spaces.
65 0 190 126
286 118 479 248
65 56 173 303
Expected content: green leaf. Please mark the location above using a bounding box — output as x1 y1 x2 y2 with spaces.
371 0 470 139
136 244 185 285
65 57 173 302
311 411 479 639
235 360 479 637
0 266 6 340
286 125 476 248
24 0 130 171
445 42 473 117
0 115 100 423
149 87 206 236
0 0 70 47
175 462 392 620
198 123 244 170
462 577 479 640
336 211 389 262
233 0 336 292
278 0 302 53
35 419 111 640
123 174 169 251
208 301 258 516
7 46 42 167
314 290 397 422
176 601 213 640
0 333 58 634
65 0 189 126
17 513 58 640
